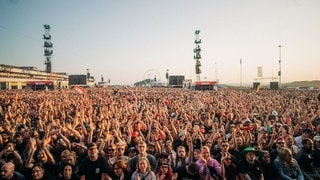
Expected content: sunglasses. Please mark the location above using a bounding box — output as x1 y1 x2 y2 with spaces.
108 149 115 151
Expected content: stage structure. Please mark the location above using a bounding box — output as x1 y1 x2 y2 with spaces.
43 24 53 73
194 30 202 82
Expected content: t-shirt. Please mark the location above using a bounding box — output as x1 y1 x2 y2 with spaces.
237 159 263 180
77 156 110 179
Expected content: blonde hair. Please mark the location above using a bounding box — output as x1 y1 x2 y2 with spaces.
136 157 151 172
200 145 210 152
278 147 295 166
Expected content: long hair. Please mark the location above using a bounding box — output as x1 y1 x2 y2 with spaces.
113 160 127 171
175 146 188 168
136 157 151 173
156 162 173 180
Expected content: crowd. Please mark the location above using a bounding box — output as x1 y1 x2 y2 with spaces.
0 87 320 180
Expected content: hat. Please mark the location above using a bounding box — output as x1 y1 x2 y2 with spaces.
148 142 155 147
57 139 67 147
260 127 268 133
131 131 139 138
271 110 278 116
241 147 261 156
178 131 185 137
87 142 97 149
313 135 320 142
128 147 137 153
243 119 251 125
301 121 307 125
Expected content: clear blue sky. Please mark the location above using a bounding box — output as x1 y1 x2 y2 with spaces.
1 0 320 85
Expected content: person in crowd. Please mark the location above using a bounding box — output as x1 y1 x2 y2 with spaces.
220 152 239 180
146 142 156 156
0 162 25 180
259 150 279 180
0 141 23 173
237 147 264 180
30 163 55 180
193 149 201 162
105 143 117 161
155 153 170 172
24 137 58 179
173 162 200 180
155 161 173 180
295 138 320 179
196 145 222 179
312 135 320 170
215 140 236 162
127 147 138 159
172 146 190 170
284 134 298 157
129 141 156 172
295 138 314 161
270 137 286 161
273 147 303 180
77 143 110 180
107 160 131 180
108 141 131 167
131 157 156 180
59 163 79 180
294 128 313 151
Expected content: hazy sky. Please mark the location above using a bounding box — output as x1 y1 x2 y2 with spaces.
1 0 320 85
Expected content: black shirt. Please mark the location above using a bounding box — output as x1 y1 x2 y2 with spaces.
77 156 110 179
237 159 263 180
174 166 201 180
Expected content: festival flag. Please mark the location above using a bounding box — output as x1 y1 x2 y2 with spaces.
256 84 261 93
74 85 87 95
74 85 88 106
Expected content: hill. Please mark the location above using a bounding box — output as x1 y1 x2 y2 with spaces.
283 80 320 88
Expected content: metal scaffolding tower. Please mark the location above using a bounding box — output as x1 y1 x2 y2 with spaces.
194 30 202 82
43 24 53 73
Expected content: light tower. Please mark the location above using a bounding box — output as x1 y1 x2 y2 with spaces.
278 45 282 89
43 24 53 73
194 30 202 82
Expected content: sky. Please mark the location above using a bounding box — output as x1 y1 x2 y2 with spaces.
1 0 320 85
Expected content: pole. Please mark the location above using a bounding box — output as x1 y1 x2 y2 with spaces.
215 62 217 81
278 45 282 89
240 58 242 88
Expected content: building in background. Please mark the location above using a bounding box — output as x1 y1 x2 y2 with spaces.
0 64 68 90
